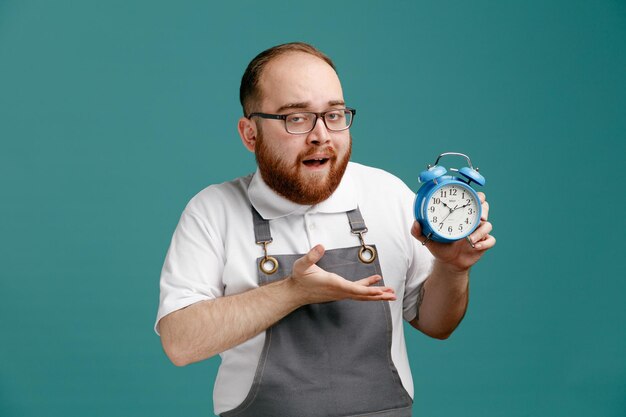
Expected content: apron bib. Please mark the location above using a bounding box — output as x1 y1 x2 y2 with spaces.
221 208 412 417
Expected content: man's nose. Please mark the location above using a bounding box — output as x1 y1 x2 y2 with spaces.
306 116 331 145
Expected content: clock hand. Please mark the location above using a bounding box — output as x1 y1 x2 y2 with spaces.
440 200 453 213
438 205 458 225
453 202 471 211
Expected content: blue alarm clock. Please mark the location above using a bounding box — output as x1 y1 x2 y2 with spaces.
414 152 486 244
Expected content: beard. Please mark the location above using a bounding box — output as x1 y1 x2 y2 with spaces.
255 131 352 206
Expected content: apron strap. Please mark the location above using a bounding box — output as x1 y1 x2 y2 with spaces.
346 207 377 264
251 205 376 269
251 206 272 244
251 206 369 241
252 207 278 274
346 207 367 234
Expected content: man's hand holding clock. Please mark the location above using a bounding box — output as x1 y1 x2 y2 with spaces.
412 191 495 272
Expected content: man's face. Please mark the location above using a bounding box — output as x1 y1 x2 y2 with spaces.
252 52 352 205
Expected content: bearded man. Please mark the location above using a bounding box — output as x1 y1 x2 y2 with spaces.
155 42 495 417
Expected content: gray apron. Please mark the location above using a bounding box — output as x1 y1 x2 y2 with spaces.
221 207 413 417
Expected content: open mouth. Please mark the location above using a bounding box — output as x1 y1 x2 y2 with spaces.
302 157 330 167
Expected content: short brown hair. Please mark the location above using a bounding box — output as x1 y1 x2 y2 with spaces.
239 42 337 116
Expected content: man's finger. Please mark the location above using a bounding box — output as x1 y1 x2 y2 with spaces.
411 221 428 244
293 244 325 272
474 234 496 250
354 275 382 287
340 278 395 296
352 291 397 301
468 221 493 246
481 200 490 221
353 276 396 296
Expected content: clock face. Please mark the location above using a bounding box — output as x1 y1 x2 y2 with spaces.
425 183 481 239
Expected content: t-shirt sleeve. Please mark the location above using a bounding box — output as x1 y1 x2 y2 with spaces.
400 185 435 322
402 243 434 322
154 209 225 335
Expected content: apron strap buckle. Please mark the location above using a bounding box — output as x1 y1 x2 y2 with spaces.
257 239 279 275
352 230 377 264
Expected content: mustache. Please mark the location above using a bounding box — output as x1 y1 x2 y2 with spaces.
298 146 337 161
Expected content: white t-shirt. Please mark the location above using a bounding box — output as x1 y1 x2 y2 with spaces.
155 162 434 415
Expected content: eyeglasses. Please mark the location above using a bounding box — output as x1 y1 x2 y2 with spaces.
247 108 356 134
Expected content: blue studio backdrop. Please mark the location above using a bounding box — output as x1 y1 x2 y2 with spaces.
1 1 625 416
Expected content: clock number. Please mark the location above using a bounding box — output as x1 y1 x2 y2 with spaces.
466 199 471 205
429 206 435 213
433 216 438 223
465 218 470 224
450 189 457 196
440 190 447 198
462 192 465 199
468 208 473 215
433 198 441 204
458 225 463 231
438 223 444 231
447 226 453 233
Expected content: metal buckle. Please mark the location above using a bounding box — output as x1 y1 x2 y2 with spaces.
257 240 279 274
352 230 377 264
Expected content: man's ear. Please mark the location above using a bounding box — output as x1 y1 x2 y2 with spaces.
238 117 257 152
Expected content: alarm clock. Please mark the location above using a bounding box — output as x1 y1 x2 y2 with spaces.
414 152 485 244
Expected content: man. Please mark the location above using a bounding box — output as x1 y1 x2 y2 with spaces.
155 42 495 416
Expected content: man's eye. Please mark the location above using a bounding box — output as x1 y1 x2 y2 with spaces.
326 111 344 121
287 114 309 123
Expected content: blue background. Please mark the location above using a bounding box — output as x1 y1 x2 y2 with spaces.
1 1 625 416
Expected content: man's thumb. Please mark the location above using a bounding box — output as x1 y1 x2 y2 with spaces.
299 244 325 268
411 221 422 240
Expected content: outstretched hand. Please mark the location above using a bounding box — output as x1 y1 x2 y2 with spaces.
289 245 396 305
411 192 496 273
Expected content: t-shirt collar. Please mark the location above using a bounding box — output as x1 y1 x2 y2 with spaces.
248 162 358 220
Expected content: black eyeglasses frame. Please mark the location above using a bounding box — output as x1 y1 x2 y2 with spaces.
247 107 356 134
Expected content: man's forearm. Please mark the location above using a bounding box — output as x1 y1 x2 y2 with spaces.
159 278 302 366
410 260 470 339
159 245 395 366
